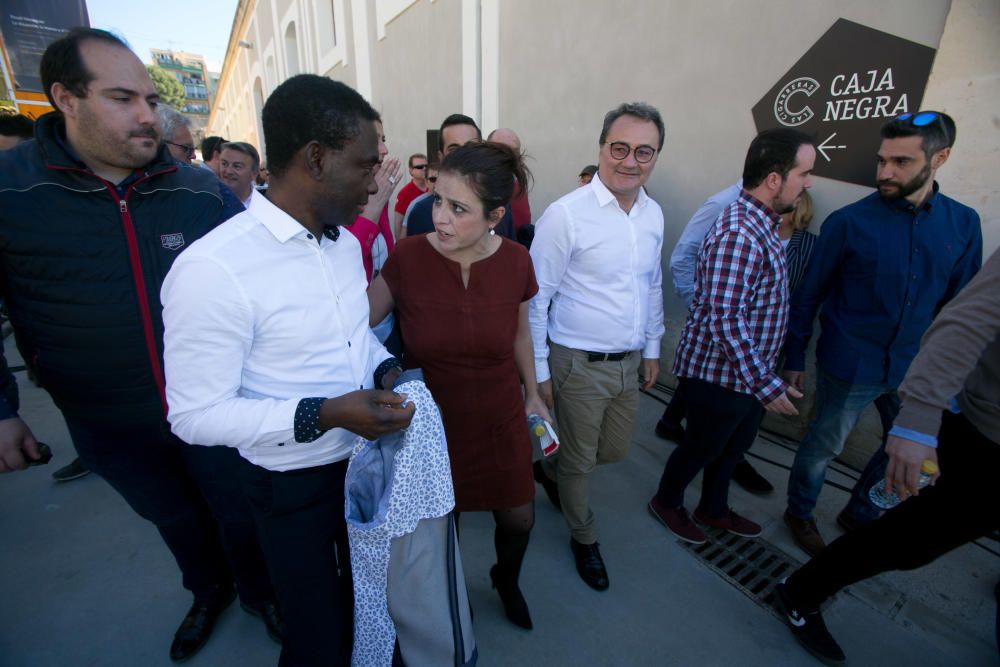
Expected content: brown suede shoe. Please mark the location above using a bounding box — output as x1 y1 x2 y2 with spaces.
784 510 826 557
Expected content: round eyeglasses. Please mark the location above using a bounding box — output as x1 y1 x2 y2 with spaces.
605 141 657 163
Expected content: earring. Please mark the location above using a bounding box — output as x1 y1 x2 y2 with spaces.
489 227 496 236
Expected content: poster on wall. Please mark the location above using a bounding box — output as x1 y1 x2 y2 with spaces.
752 19 936 188
0 0 90 93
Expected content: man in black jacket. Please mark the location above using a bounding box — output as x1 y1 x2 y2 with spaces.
0 28 278 661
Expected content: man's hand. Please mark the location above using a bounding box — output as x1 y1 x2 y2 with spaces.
320 389 415 440
764 386 803 416
641 358 660 391
538 380 554 412
782 370 805 392
884 435 939 499
0 416 40 473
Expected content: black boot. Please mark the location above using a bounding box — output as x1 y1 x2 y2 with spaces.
491 525 533 630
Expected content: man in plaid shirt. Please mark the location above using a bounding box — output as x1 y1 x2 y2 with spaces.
649 128 815 545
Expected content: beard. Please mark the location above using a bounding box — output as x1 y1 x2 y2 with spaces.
75 100 159 171
878 161 931 201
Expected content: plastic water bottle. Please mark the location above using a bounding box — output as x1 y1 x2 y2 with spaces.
868 459 939 509
527 414 559 457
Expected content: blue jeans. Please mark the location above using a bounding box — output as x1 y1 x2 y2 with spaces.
786 368 899 522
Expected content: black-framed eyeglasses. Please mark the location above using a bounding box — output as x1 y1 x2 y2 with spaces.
412 164 427 170
165 140 196 157
605 141 657 163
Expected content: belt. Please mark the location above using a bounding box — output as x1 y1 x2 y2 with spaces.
586 351 631 362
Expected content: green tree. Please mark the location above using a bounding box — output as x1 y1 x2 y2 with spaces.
146 66 186 109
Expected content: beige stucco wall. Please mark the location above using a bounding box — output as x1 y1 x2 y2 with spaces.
367 0 464 164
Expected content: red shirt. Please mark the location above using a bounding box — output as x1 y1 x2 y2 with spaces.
394 181 427 215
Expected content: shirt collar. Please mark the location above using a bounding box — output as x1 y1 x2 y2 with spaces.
881 180 941 214
251 191 340 243
739 190 782 228
590 173 649 213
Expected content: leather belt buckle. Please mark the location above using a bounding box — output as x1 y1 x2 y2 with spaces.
586 351 629 362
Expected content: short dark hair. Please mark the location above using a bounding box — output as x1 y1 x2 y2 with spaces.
440 141 532 216
408 153 427 168
200 136 226 161
262 74 378 178
221 141 261 171
438 113 481 153
742 128 815 190
39 27 130 109
0 113 35 139
880 110 956 160
599 102 665 151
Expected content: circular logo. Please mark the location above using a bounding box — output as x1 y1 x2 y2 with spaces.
773 77 820 126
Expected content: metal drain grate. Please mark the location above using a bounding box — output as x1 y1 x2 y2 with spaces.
682 527 803 617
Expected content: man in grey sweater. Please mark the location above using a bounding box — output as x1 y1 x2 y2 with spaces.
773 246 1000 665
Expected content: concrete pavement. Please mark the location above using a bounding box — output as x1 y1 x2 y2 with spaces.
1 335 996 666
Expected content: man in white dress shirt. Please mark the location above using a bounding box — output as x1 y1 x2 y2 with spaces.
219 141 260 209
162 75 414 666
530 102 666 591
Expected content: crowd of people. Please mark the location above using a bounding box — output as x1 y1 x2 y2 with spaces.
0 26 996 667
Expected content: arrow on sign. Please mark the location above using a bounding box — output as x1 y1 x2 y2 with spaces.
817 133 847 162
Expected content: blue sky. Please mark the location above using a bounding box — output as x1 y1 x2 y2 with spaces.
86 0 239 72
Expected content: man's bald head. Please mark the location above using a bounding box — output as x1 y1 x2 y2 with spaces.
487 127 521 152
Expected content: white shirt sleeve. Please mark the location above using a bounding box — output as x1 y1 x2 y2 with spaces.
644 213 666 359
528 202 574 383
162 254 301 449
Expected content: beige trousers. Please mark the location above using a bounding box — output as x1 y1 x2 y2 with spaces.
542 343 640 544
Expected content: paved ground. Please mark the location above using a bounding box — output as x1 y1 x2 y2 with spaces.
1 335 997 666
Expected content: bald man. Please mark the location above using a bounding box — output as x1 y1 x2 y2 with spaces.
487 127 532 232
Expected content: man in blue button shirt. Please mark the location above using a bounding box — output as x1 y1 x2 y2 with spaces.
781 111 982 557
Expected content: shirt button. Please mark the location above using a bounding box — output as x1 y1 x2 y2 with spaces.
912 275 917 279
307 234 314 239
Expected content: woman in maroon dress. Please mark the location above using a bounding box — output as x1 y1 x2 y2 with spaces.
368 142 551 630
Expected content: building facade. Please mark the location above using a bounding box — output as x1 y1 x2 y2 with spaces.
151 48 212 138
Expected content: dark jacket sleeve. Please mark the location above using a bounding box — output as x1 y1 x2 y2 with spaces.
783 210 847 372
0 344 20 419
217 183 246 224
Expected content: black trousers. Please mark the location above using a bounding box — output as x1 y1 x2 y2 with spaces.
240 457 354 667
787 411 1000 609
655 378 763 516
66 416 273 606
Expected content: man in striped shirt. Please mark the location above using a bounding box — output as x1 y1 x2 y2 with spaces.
648 128 815 545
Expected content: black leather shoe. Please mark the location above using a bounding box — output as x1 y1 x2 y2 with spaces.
570 538 609 591
241 601 284 644
489 565 533 630
654 420 685 443
533 461 561 511
169 585 236 662
731 460 774 495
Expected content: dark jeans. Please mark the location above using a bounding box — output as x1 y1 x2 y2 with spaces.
655 378 764 516
839 391 901 523
65 417 273 606
239 457 353 667
787 411 1000 609
659 383 686 428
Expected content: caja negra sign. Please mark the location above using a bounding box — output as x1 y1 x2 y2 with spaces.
752 19 936 187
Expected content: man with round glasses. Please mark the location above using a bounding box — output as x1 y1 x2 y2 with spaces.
782 110 982 557
529 102 666 591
